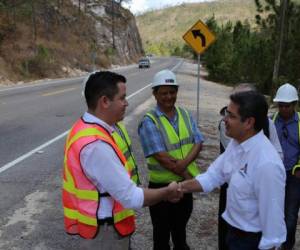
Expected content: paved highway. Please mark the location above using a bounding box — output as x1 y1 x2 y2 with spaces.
0 57 182 249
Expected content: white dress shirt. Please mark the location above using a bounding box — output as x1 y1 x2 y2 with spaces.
80 112 144 219
268 118 284 160
196 130 286 249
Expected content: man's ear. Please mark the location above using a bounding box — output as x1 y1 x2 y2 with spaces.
245 117 255 130
98 95 111 109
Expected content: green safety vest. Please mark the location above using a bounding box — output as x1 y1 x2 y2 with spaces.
112 122 140 184
146 107 200 183
273 112 300 174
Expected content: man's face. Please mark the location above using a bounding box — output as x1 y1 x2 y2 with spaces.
153 86 178 110
224 101 248 142
278 102 295 120
107 82 128 124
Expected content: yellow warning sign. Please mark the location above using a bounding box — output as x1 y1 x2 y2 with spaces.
183 19 216 54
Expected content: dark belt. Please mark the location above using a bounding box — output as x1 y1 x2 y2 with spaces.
98 217 114 225
228 224 262 238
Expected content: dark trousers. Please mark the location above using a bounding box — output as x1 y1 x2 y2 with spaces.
218 183 229 250
226 224 262 250
149 182 193 250
282 171 300 250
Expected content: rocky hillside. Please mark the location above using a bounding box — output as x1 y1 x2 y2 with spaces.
0 0 143 84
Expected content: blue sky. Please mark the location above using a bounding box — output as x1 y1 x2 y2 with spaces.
123 0 213 15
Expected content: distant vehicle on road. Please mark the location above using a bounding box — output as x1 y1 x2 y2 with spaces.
138 58 151 68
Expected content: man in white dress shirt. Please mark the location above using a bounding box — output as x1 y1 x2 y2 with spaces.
217 83 283 250
62 71 181 250
180 91 286 250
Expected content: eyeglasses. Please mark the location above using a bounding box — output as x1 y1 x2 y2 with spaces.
282 126 288 139
224 108 239 119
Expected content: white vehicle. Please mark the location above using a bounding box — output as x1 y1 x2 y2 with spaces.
138 58 151 68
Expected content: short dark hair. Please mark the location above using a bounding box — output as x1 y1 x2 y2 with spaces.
84 71 126 110
230 91 268 132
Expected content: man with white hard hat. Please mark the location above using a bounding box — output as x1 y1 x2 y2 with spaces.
272 83 300 250
138 69 204 250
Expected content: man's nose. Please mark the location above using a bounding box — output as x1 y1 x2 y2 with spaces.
166 92 173 98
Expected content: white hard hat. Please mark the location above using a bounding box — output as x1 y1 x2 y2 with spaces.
151 69 178 88
273 83 299 103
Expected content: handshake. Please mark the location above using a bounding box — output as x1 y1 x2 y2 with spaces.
166 181 185 203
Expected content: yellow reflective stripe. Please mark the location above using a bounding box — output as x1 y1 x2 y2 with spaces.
64 162 75 188
66 128 110 152
146 112 159 127
117 122 132 146
272 112 278 122
63 180 98 201
64 207 97 226
292 165 300 175
124 162 131 172
114 209 134 223
131 175 138 183
298 113 300 143
176 107 190 139
180 107 193 131
112 131 126 151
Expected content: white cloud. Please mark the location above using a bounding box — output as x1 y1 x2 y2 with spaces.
123 0 149 14
123 0 212 15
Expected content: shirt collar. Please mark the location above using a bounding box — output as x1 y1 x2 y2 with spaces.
154 106 178 119
277 111 299 123
232 130 265 153
82 112 115 134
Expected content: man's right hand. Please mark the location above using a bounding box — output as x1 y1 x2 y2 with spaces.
167 181 183 203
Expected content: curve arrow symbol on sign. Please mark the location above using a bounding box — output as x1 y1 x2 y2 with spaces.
192 29 206 47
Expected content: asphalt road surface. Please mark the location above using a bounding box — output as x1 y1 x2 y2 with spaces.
0 57 182 250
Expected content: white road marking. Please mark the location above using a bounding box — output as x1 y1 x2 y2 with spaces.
0 132 69 174
0 60 182 174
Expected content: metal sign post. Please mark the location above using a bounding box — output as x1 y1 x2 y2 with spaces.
182 19 216 126
197 54 200 125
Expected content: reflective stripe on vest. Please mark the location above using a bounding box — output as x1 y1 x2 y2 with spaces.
146 107 200 183
272 112 300 174
62 118 135 239
112 122 140 184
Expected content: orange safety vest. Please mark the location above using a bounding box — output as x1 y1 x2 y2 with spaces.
62 118 135 239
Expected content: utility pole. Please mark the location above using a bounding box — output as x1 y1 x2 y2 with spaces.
271 0 288 95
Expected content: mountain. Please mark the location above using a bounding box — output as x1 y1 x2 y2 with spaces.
0 0 143 84
136 0 258 54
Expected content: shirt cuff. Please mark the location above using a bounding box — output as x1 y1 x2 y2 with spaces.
131 187 144 209
258 236 285 249
195 174 214 193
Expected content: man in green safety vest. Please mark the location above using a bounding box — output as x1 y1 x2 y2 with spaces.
272 83 300 250
138 69 204 250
